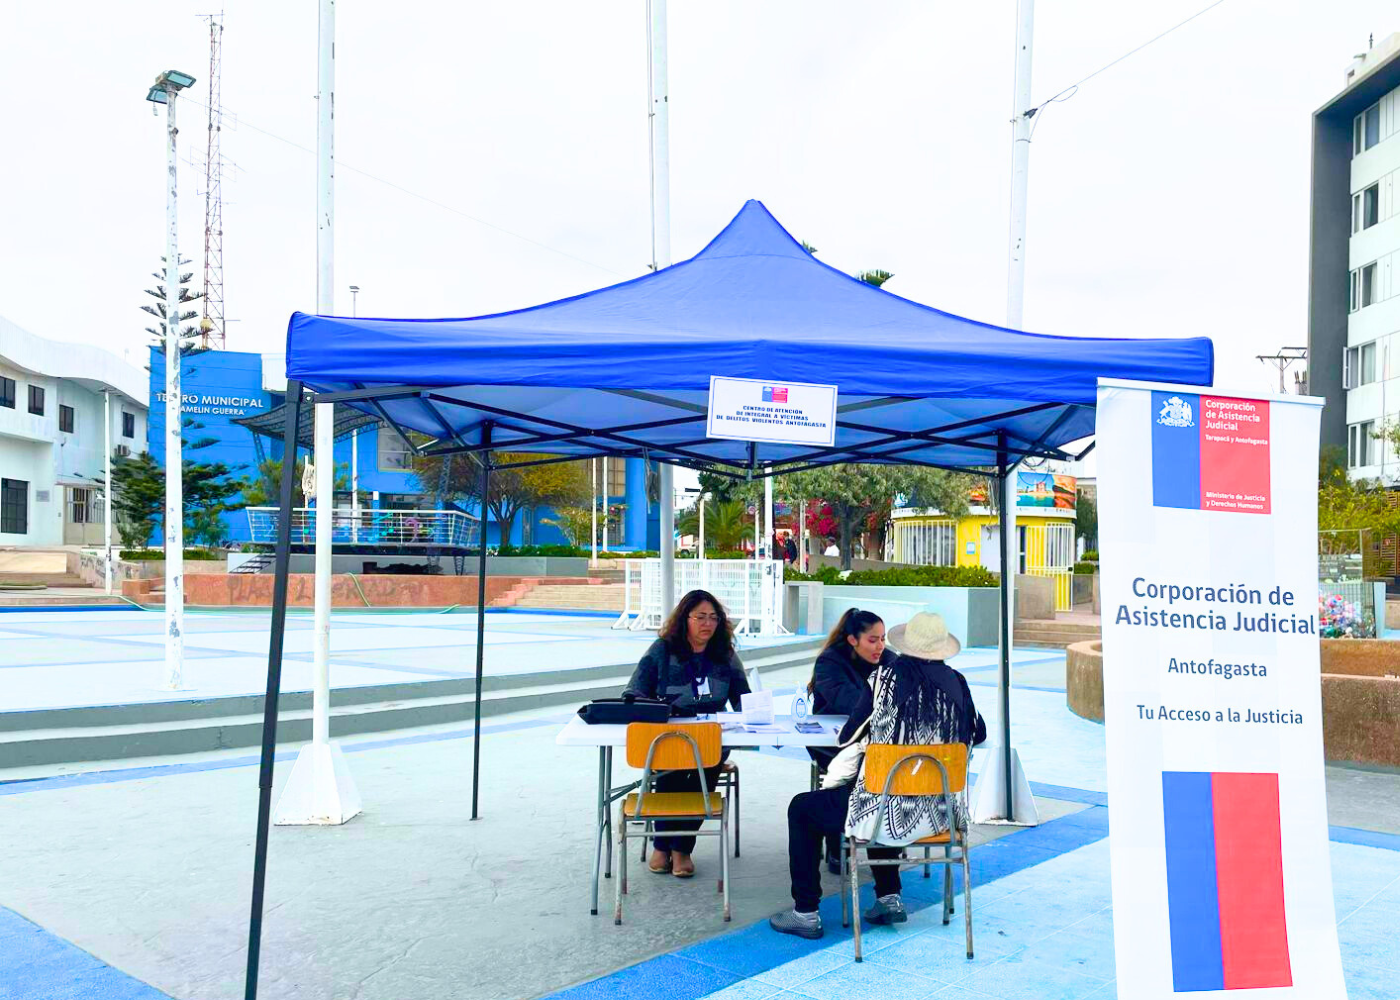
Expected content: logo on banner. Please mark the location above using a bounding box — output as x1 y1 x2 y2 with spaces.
1157 396 1194 428
1151 391 1271 515
761 385 789 403
1162 771 1291 992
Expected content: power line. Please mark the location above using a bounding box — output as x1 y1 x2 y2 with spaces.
175 94 630 279
1026 0 1230 136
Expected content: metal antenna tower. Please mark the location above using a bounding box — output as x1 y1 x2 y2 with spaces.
199 12 225 350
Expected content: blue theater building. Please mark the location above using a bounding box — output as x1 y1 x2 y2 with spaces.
147 347 657 551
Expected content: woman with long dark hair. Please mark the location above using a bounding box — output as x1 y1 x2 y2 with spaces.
807 608 899 871
622 589 750 878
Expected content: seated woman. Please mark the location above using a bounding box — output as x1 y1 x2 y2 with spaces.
623 588 750 878
807 609 899 872
770 611 986 939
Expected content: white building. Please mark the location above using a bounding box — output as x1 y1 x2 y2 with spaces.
1309 34 1400 479
0 316 148 546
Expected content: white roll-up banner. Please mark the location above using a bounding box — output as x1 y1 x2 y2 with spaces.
1096 379 1345 998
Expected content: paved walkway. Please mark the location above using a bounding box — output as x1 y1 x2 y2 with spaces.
0 611 1396 999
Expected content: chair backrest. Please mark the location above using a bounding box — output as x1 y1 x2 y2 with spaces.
863 743 969 795
626 722 723 771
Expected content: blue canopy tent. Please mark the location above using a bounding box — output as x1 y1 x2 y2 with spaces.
243 201 1212 994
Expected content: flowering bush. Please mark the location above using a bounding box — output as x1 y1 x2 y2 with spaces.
1318 591 1375 639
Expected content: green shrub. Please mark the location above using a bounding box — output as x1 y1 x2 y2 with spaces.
1081 550 1098 562
1072 562 1098 575
495 544 589 557
788 564 996 588
120 549 223 561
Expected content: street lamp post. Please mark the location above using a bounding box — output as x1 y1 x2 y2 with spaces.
349 284 359 317
147 69 196 690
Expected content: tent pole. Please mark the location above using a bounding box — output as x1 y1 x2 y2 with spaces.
244 380 305 1000
660 461 675 616
997 434 1014 822
471 423 493 821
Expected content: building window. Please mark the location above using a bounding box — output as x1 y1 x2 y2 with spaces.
1350 262 1379 312
59 404 75 433
27 385 44 415
1355 103 1381 155
122 411 135 438
1345 342 1378 389
377 428 413 471
1349 421 1376 468
1353 183 1380 233
896 520 957 567
0 479 27 534
604 459 626 499
0 377 14 409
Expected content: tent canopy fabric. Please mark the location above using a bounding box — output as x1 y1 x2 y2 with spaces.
284 200 1213 473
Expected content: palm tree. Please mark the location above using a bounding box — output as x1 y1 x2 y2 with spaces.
677 499 751 551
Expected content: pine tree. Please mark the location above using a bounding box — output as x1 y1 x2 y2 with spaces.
141 256 203 353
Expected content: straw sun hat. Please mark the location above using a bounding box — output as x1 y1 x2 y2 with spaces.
886 612 961 660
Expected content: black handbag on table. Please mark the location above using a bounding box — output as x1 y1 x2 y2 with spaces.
577 694 670 725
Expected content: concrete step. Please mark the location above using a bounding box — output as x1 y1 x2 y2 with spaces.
513 584 638 611
0 594 126 607
0 573 91 588
0 638 825 768
1013 625 1100 649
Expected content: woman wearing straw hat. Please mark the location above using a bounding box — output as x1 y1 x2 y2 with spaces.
769 611 986 939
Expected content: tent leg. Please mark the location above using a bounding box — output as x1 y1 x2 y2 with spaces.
471 425 492 821
244 380 305 1000
997 440 1014 822
659 461 675 617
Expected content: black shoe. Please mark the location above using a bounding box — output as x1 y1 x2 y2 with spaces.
864 894 908 925
769 909 824 939
825 841 842 875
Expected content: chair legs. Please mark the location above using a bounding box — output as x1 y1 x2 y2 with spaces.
942 847 953 925
732 766 741 857
923 843 931 878
849 838 863 962
963 846 974 959
720 806 731 921
839 835 850 928
614 805 626 925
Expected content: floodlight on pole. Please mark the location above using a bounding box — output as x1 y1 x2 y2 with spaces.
146 68 194 691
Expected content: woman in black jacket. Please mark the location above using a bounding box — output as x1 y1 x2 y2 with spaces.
806 608 897 870
623 589 749 878
807 608 898 771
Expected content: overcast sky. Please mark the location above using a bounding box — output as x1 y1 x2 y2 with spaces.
0 1 1392 404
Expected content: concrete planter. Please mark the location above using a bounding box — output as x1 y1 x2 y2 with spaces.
1066 641 1103 722
487 556 592 577
783 581 824 635
818 585 999 648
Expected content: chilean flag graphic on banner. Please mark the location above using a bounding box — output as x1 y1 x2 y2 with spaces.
1151 392 1271 515
1162 772 1292 992
761 385 788 403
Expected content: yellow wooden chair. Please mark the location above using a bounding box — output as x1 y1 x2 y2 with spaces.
615 722 731 925
842 743 973 962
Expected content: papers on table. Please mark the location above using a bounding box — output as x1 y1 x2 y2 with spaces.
741 690 774 725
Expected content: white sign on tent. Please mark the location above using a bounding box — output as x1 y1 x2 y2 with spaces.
706 375 837 447
1097 379 1344 998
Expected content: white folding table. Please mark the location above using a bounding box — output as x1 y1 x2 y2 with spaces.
556 711 847 915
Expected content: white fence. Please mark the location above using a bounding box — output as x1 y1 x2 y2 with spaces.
613 559 790 636
245 507 480 549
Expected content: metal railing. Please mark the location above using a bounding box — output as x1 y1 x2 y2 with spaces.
244 507 481 549
613 558 790 636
